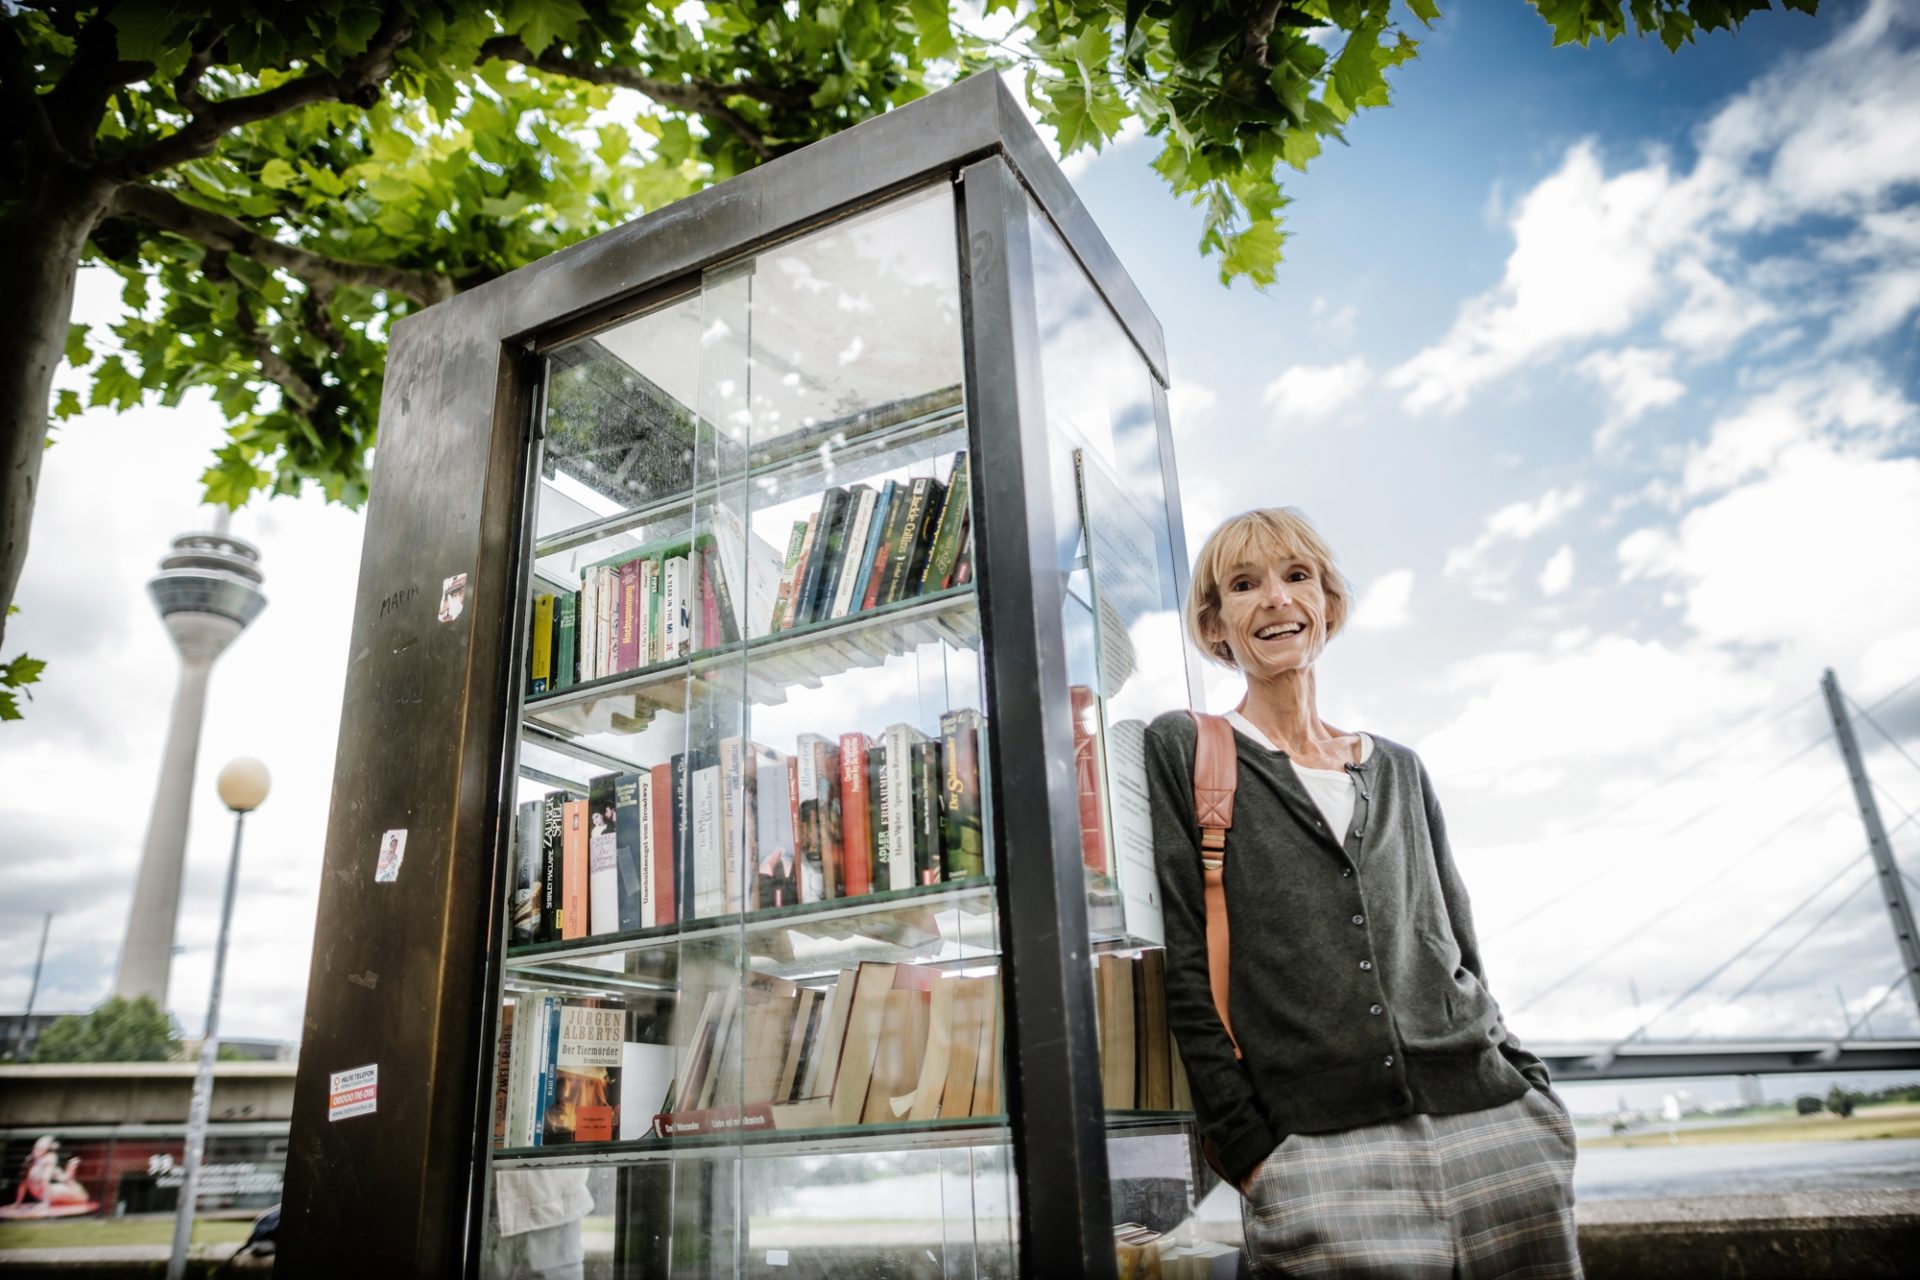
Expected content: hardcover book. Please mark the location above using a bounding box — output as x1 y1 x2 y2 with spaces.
661 555 692 659
555 591 578 690
529 593 554 693
770 518 809 632
511 800 543 946
540 792 565 942
782 512 821 630
797 488 850 627
613 771 643 931
838 733 873 897
880 723 927 891
616 559 641 674
691 756 723 919
754 745 797 909
561 798 589 941
911 739 943 886
921 451 970 592
823 484 874 620
940 708 986 880
649 762 676 926
849 481 896 615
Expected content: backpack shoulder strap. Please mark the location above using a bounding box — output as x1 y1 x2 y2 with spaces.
1186 711 1240 1058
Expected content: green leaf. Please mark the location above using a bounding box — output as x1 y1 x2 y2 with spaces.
907 0 958 62
53 389 84 421
503 0 590 56
65 323 91 367
259 158 298 190
1406 0 1442 24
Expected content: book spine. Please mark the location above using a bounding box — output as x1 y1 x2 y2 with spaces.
541 792 565 941
815 738 842 899
512 800 542 947
850 481 895 615
692 757 722 918
796 489 845 627
903 477 945 598
662 555 691 659
783 513 821 630
922 452 970 592
708 540 741 644
880 479 931 606
863 482 914 610
529 594 554 693
650 762 676 926
617 561 640 674
556 591 578 690
671 753 692 922
770 519 808 631
912 739 943 886
821 486 868 620
951 517 973 587
578 572 595 684
868 749 890 893
614 772 643 931
588 775 620 936
562 798 588 941
721 736 745 915
882 725 922 890
642 559 660 665
596 567 616 678
795 736 824 903
941 709 985 880
541 995 563 1144
838 734 872 898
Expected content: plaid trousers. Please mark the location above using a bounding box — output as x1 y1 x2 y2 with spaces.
1239 1087 1582 1278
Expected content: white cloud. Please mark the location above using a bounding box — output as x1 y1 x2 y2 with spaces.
1538 545 1574 596
1681 364 1915 495
1443 484 1585 602
1577 346 1686 448
1349 568 1415 631
1309 294 1359 343
1389 0 1920 415
1261 357 1369 426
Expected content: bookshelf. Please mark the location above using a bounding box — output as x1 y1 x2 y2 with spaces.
282 74 1213 1279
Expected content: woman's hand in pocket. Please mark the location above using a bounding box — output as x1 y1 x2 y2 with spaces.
1238 1159 1268 1197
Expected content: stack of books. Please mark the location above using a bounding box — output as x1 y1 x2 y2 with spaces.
508 709 988 943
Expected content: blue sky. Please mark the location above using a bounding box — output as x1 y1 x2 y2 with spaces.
3 1 1917 1110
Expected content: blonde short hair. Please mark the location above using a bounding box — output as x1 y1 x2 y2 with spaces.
1186 508 1350 668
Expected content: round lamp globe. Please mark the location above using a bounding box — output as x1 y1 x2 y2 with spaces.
216 757 272 813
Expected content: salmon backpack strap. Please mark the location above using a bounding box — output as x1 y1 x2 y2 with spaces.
1187 711 1240 1059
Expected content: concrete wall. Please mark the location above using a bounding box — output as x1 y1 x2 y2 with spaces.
0 1063 295 1127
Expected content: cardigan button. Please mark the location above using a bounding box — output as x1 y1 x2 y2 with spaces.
1360 960 1373 971
1341 867 1353 878
1351 914 1365 926
1383 1056 1394 1068
1370 1004 1384 1016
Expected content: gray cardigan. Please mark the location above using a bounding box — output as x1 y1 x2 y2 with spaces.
1144 711 1549 1187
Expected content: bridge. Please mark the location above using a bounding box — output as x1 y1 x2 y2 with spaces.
1490 669 1920 1085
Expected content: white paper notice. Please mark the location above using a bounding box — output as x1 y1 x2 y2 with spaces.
375 829 407 883
1104 717 1163 946
328 1063 378 1122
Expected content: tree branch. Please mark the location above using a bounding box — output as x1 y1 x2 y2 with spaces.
43 8 151 162
173 23 231 112
478 35 779 161
108 10 417 180
1246 2 1287 69
108 183 456 307
205 250 320 412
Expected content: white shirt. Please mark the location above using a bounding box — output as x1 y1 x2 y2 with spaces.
1227 711 1374 844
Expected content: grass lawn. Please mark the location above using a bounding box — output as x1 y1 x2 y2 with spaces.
0 1217 254 1250
1581 1103 1920 1149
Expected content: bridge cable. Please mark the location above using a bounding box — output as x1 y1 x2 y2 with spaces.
1862 670 1920 715
1506 783 1853 1015
1678 863 1875 1040
1610 849 1871 1046
1486 720 1836 942
1840 968 1912 1040
1845 696 1920 784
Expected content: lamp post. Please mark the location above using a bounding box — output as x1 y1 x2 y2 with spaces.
167 757 269 1280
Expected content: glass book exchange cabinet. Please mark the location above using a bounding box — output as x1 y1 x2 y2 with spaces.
283 75 1223 1279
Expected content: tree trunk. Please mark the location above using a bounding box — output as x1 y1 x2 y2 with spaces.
0 174 111 650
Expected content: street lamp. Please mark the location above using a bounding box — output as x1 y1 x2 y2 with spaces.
167 757 269 1280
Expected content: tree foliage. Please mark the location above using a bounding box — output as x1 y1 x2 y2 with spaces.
0 0 1821 660
30 995 180 1062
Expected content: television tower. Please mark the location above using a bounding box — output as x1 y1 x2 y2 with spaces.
114 511 266 1007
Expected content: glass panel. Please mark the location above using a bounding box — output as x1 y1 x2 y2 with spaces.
487 181 1006 1276
1022 202 1210 1262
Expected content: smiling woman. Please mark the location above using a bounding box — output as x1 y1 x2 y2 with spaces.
1146 506 1585 1278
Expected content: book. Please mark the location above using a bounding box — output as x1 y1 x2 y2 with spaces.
907 976 957 1121
861 988 920 1123
770 518 809 632
504 998 535 1146
901 476 946 600
670 754 700 923
690 755 723 919
976 979 1004 1116
616 560 641 673
921 451 971 592
865 478 919 610
796 488 849 627
782 513 821 630
578 571 596 684
661 555 692 659
849 480 896 616
613 772 643 931
775 987 822 1103
537 995 561 1144
1138 948 1171 1110
651 1099 835 1137
593 565 615 679
837 733 873 897
645 765 671 927
493 1000 515 1146
938 976 984 1120
794 734 832 903
880 723 926 891
619 1041 677 1141
868 747 891 894
1098 953 1134 1108
511 800 543 947
697 543 722 650
880 477 934 606
587 776 620 936
802 967 861 1101
543 1002 623 1144
709 502 785 639
561 798 588 941
911 739 943 886
753 745 797 909
540 792 564 942
828 963 897 1126
529 594 555 693
951 518 973 587
825 484 877 619
555 591 578 689
940 708 985 880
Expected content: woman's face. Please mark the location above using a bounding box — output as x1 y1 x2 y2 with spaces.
1210 553 1330 679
